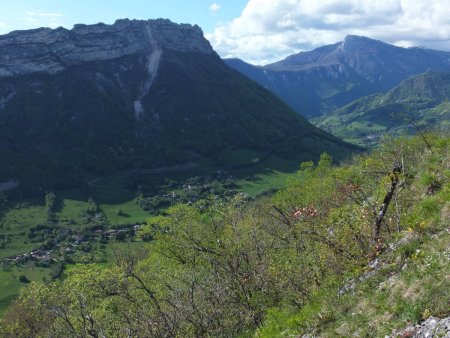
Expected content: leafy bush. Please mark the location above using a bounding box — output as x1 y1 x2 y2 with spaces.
3 134 450 337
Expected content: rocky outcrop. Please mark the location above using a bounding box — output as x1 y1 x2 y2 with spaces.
392 317 450 337
0 19 213 77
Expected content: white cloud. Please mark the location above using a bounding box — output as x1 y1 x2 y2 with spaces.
24 10 64 29
25 11 64 18
206 0 450 65
0 22 8 34
209 3 221 14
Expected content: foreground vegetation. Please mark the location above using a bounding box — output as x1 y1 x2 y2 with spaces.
0 156 297 315
1 134 449 337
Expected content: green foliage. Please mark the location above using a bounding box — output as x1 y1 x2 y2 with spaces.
18 275 30 284
2 135 450 337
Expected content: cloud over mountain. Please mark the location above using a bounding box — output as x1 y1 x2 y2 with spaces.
209 3 221 14
207 0 450 65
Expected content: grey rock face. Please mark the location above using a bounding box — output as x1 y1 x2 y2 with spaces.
414 317 450 338
0 19 213 77
392 317 450 337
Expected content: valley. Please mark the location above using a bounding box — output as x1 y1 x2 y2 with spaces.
0 153 299 315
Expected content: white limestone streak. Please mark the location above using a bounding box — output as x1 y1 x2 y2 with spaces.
0 90 16 109
133 25 162 119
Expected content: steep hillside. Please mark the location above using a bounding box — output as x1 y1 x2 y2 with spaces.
226 36 450 118
2 134 449 337
316 71 450 146
0 19 357 194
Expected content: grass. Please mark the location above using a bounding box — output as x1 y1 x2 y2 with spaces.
0 270 22 317
237 170 293 198
1 200 47 235
90 186 150 226
62 240 146 276
0 155 300 263
0 264 53 317
57 189 91 226
256 230 450 337
0 242 42 261
0 200 47 260
0 157 299 319
230 154 299 197
99 198 150 226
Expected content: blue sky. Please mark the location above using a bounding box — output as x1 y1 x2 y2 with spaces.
1 1 450 65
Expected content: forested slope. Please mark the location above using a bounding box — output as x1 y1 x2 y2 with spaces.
1 134 449 337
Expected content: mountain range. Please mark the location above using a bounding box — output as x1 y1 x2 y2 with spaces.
226 35 450 118
315 71 450 146
0 19 357 193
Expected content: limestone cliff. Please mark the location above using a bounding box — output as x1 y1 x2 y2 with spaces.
0 19 214 77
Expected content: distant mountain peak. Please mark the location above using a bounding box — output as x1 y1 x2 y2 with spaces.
0 19 214 77
342 34 368 42
342 34 378 42
226 36 450 118
338 35 393 54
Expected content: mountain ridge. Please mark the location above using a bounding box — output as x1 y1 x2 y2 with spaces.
225 35 450 117
0 18 213 77
315 71 450 146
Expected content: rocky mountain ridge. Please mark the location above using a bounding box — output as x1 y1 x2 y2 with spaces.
0 19 213 77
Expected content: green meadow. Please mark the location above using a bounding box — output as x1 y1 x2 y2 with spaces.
0 156 299 316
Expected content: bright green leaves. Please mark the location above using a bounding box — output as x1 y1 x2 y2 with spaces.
4 135 450 337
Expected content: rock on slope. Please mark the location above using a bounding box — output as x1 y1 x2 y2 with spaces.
392 317 450 337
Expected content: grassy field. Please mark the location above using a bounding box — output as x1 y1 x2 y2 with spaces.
0 156 300 318
0 160 297 262
57 189 91 226
0 264 53 317
89 187 150 226
236 170 293 198
0 200 48 260
0 240 146 316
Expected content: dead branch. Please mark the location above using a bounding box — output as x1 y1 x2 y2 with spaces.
373 162 403 251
